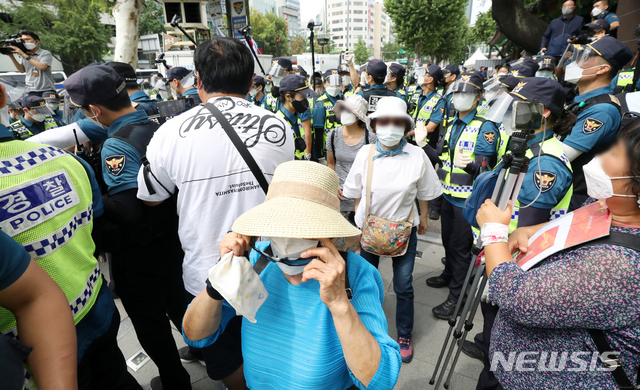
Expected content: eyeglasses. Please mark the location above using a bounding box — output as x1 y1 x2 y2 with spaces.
250 242 322 266
376 117 406 126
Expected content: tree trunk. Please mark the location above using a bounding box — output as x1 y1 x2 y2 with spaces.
492 0 548 54
415 40 423 64
113 0 145 68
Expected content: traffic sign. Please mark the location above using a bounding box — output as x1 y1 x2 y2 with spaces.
275 37 280 43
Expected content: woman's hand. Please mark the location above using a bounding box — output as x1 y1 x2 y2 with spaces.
476 200 512 228
338 187 345 201
219 232 251 257
418 214 429 235
301 238 350 314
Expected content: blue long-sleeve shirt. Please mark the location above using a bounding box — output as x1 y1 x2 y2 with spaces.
540 15 584 57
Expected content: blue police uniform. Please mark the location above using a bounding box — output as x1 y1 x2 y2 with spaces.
599 10 619 27
182 87 198 98
393 86 408 104
415 90 445 126
312 92 340 159
51 109 66 126
248 93 267 107
129 91 159 117
356 83 403 100
18 116 47 135
72 107 86 122
75 119 109 145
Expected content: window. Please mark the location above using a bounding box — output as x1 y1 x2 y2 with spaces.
354 1 363 4
381 21 386 26
339 43 344 47
333 11 343 15
353 10 363 14
332 27 343 32
354 27 363 30
164 2 182 24
354 18 363 22
183 2 201 23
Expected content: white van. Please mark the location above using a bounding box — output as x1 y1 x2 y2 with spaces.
0 71 68 93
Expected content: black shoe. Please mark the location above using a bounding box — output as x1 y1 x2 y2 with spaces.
432 299 461 320
441 257 446 265
428 208 440 220
426 275 450 288
150 376 163 390
178 346 205 366
460 340 484 361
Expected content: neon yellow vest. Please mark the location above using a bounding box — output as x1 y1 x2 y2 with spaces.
411 91 443 125
276 109 305 159
616 70 635 89
318 94 339 153
437 115 489 199
264 93 278 113
496 123 510 161
406 84 419 97
9 116 59 140
0 140 101 333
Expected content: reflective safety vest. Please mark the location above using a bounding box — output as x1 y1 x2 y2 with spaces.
276 109 305 159
437 115 490 199
615 70 635 93
264 93 278 113
0 141 100 336
317 94 340 153
9 116 59 140
406 84 419 98
496 123 510 161
410 90 444 125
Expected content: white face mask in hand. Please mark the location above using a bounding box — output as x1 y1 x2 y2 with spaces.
583 156 637 200
340 112 357 126
270 237 319 276
376 125 405 147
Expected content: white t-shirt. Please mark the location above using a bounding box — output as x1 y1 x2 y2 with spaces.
342 143 443 228
137 96 295 295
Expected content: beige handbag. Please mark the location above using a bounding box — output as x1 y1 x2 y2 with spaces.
360 146 414 257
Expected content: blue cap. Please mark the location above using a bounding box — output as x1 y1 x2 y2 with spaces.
587 36 634 71
64 64 126 106
453 71 484 92
510 57 539 78
499 75 521 91
444 64 460 77
338 64 350 74
583 19 610 33
509 77 566 117
253 75 266 86
323 68 340 81
279 74 313 97
107 62 138 83
537 55 557 71
367 59 387 79
295 65 308 78
388 63 406 79
272 57 293 70
42 91 59 101
22 95 45 109
166 67 191 81
427 64 444 84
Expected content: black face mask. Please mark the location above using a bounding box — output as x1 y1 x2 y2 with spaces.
292 98 309 113
271 86 280 98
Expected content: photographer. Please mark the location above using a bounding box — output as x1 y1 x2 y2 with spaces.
7 30 56 96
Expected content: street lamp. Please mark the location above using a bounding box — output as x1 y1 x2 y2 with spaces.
307 19 322 76
318 37 329 55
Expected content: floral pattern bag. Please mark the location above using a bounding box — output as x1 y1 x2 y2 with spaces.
360 146 414 257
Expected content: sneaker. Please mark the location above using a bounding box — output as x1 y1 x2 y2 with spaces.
397 335 413 363
178 346 206 366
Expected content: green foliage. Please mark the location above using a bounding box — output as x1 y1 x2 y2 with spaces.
468 9 496 45
249 9 290 56
353 36 371 64
0 0 111 70
139 0 165 36
384 0 469 62
290 32 308 54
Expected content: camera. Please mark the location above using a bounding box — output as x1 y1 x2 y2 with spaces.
0 33 28 56
512 101 544 132
307 19 322 30
239 25 251 36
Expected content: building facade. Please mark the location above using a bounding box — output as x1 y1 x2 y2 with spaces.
249 0 277 15
325 0 392 53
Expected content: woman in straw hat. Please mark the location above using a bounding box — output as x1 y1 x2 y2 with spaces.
343 96 443 363
327 94 377 242
182 161 401 390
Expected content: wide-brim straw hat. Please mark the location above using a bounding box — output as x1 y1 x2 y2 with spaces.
367 96 415 131
232 161 362 239
334 94 368 124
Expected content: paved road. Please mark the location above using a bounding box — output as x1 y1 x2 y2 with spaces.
110 223 484 390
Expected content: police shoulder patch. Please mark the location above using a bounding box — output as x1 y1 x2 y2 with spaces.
105 155 126 176
534 170 557 193
583 117 604 134
483 131 496 145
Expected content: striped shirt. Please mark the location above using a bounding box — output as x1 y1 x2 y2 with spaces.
184 242 401 389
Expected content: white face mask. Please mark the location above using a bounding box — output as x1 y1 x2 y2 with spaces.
249 88 258 97
340 111 357 126
46 102 59 112
342 75 351 86
86 108 108 130
270 237 319 276
452 92 477 112
535 71 554 79
326 86 341 97
564 62 601 84
376 124 405 147
24 42 36 50
562 7 573 15
592 7 603 17
584 156 636 200
30 112 46 122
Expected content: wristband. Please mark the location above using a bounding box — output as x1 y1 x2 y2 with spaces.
480 223 509 245
25 55 32 61
205 279 224 301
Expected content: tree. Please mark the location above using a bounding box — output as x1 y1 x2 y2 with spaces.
112 0 145 67
0 0 111 71
353 36 371 64
385 0 468 62
468 9 497 45
249 9 290 56
290 32 308 54
139 0 165 37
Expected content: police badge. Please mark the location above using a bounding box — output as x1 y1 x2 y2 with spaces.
105 155 126 176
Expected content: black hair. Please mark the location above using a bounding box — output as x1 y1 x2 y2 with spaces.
254 79 266 88
83 88 131 112
279 90 294 102
194 36 254 95
19 30 39 41
552 110 576 138
372 75 386 85
357 119 366 129
617 119 640 195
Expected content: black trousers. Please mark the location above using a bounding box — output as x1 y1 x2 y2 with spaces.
474 302 502 390
430 194 443 213
440 197 474 303
77 307 142 390
112 231 191 390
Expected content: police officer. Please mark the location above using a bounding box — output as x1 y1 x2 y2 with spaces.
611 29 639 93
535 55 559 79
312 69 345 161
558 36 633 210
248 74 267 107
9 95 59 139
263 57 294 113
385 62 408 103
508 56 540 79
42 91 65 125
277 74 312 160
339 63 355 97
357 59 403 114
405 73 419 97
63 64 191 390
425 71 502 320
7 100 22 123
463 77 574 390
0 83 141 390
108 61 159 117
591 0 620 38
167 66 201 104
408 65 446 147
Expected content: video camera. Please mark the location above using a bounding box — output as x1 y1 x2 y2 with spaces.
155 52 169 69
239 25 252 36
0 33 28 56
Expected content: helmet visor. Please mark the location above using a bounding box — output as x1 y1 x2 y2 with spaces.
479 87 514 124
180 71 196 89
29 104 53 116
447 77 482 95
557 43 585 69
325 74 342 87
268 65 288 78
